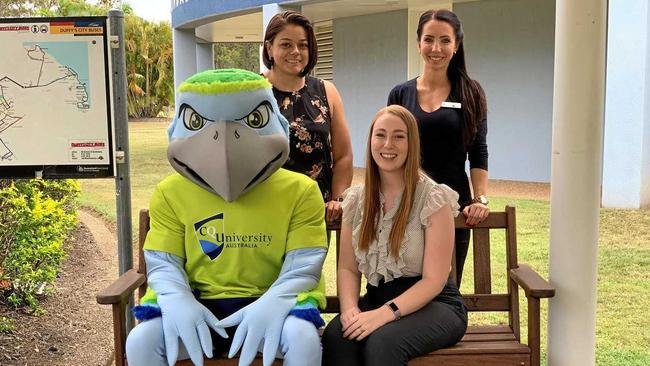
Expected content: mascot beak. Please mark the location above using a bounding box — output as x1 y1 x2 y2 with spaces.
168 121 288 202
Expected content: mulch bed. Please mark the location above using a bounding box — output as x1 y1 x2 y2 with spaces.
0 223 114 366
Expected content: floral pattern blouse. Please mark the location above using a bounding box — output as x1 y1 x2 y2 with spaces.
341 174 460 286
272 76 333 202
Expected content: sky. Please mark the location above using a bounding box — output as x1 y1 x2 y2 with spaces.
92 0 171 22
125 0 171 22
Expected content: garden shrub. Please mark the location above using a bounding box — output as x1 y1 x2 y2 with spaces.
0 316 14 333
0 179 79 313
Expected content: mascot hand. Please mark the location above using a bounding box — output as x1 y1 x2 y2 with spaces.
145 250 228 366
216 248 326 366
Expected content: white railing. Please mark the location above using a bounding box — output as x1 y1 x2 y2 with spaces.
171 0 190 9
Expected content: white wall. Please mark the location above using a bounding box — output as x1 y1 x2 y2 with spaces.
602 0 650 208
333 10 409 167
455 0 556 182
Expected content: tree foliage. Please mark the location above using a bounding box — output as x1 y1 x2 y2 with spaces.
125 15 174 118
1 1 173 118
0 0 56 17
0 0 123 17
34 0 111 16
214 43 261 72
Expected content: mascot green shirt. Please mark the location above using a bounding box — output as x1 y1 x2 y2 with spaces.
145 170 326 298
126 69 328 366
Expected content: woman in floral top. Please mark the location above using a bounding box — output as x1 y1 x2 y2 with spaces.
262 11 353 222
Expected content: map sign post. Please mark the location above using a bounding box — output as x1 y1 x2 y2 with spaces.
0 12 135 330
0 16 115 178
108 9 135 332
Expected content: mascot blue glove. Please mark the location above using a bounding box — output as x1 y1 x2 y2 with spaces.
125 69 327 366
218 247 324 365
144 250 229 366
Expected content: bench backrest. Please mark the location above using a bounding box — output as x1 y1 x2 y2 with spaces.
137 206 520 339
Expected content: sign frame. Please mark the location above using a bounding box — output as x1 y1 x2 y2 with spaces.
0 16 115 179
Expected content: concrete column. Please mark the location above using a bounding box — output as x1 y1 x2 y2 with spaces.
547 1 607 365
173 28 197 90
260 3 300 73
602 0 650 208
196 42 214 72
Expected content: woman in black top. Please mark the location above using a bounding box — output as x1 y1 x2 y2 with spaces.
388 9 488 286
262 11 353 222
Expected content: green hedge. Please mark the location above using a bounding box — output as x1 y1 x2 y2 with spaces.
0 179 79 313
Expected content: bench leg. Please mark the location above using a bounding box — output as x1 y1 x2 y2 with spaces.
527 297 541 366
112 301 128 366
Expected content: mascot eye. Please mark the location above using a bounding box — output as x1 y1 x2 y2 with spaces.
180 105 207 131
243 102 271 129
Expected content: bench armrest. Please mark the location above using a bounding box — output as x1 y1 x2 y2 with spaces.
96 268 146 305
510 264 555 299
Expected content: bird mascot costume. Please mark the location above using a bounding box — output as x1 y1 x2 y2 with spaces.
125 69 327 366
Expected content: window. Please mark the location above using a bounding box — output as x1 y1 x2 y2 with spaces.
312 21 333 81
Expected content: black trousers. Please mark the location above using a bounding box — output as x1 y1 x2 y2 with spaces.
322 277 467 366
455 228 471 287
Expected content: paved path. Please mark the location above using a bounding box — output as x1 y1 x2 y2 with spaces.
77 209 119 366
77 209 118 277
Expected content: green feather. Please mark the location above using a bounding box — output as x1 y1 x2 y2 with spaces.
140 287 158 305
178 69 271 95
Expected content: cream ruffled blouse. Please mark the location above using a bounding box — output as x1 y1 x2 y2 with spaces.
341 174 460 287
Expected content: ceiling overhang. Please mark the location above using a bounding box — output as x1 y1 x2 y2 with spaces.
186 0 476 43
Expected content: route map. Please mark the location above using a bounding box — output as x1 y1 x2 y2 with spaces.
0 17 114 178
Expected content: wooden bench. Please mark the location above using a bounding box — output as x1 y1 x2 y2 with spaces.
97 206 554 366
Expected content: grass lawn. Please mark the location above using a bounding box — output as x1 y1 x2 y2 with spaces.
80 122 650 365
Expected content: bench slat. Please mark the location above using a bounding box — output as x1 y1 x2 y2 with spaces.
466 325 512 334
428 341 530 355
463 294 510 311
461 332 517 342
181 341 528 365
184 341 529 365
454 213 508 229
325 295 512 314
473 228 492 294
323 295 340 314
409 354 530 366
185 359 281 366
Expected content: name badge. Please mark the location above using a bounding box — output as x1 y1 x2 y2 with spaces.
441 101 461 109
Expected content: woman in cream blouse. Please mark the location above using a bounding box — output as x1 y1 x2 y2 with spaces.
322 105 468 366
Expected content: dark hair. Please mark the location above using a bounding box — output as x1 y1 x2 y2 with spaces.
417 9 487 147
262 11 318 77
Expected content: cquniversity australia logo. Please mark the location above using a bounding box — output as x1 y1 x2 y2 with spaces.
193 213 225 260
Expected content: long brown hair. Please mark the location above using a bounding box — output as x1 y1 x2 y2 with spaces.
417 9 487 147
262 11 318 77
358 105 421 258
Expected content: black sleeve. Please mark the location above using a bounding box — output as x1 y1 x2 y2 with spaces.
468 117 488 170
387 84 401 106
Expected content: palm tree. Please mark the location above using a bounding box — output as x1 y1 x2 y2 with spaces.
124 15 174 118
0 0 57 17
1 0 172 118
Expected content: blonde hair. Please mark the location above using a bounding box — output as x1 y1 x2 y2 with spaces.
358 105 421 257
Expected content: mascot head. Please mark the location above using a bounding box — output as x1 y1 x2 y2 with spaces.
167 69 289 202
